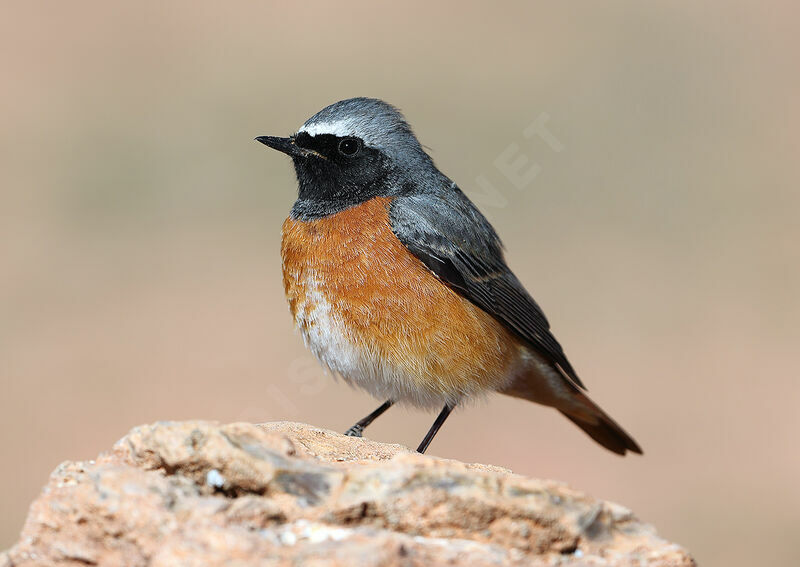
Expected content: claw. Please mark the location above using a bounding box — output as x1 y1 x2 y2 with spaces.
344 425 364 437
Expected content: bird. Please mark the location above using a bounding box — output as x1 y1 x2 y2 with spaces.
256 97 642 456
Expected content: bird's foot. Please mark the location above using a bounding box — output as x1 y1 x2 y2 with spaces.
344 424 364 437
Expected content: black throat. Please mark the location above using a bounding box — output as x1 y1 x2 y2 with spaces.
288 132 400 220
289 158 397 220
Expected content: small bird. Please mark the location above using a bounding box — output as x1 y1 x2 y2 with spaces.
256 98 642 456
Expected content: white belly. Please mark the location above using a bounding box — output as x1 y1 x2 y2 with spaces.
293 274 456 409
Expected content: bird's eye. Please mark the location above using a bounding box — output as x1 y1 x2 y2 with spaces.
338 137 361 156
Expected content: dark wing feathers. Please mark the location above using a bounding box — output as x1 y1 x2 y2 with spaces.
390 189 585 391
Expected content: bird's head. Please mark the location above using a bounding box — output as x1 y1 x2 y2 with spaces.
257 98 441 219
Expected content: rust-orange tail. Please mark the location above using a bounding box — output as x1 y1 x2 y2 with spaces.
558 395 642 456
501 372 642 456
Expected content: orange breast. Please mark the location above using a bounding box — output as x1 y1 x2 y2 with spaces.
281 196 524 407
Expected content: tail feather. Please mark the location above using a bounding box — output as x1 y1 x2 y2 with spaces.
499 369 643 456
559 408 642 456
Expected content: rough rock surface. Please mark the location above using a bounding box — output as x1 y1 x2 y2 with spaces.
2 421 694 566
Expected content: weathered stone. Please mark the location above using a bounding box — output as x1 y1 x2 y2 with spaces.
1 421 695 566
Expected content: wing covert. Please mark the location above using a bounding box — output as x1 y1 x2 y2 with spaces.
389 189 585 390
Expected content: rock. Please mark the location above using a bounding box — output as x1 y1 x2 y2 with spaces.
1 421 694 566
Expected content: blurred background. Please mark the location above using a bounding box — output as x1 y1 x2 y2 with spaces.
1 2 798 565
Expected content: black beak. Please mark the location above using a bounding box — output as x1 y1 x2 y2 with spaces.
255 135 306 157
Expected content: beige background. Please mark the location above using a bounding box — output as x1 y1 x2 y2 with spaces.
1 3 798 566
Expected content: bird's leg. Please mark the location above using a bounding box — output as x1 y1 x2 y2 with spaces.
344 400 394 437
416 404 455 454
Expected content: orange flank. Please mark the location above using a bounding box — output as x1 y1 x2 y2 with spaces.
281 196 525 405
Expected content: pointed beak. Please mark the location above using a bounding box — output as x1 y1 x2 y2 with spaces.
255 135 308 158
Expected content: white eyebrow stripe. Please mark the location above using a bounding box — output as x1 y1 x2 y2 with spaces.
298 120 356 138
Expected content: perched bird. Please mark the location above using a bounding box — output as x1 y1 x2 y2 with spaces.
256 98 642 456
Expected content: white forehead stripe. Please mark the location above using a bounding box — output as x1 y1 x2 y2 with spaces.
298 120 358 139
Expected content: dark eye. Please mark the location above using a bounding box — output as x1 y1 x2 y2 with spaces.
338 137 361 156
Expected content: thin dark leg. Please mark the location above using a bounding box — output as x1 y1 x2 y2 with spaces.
416 404 455 454
344 400 394 437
